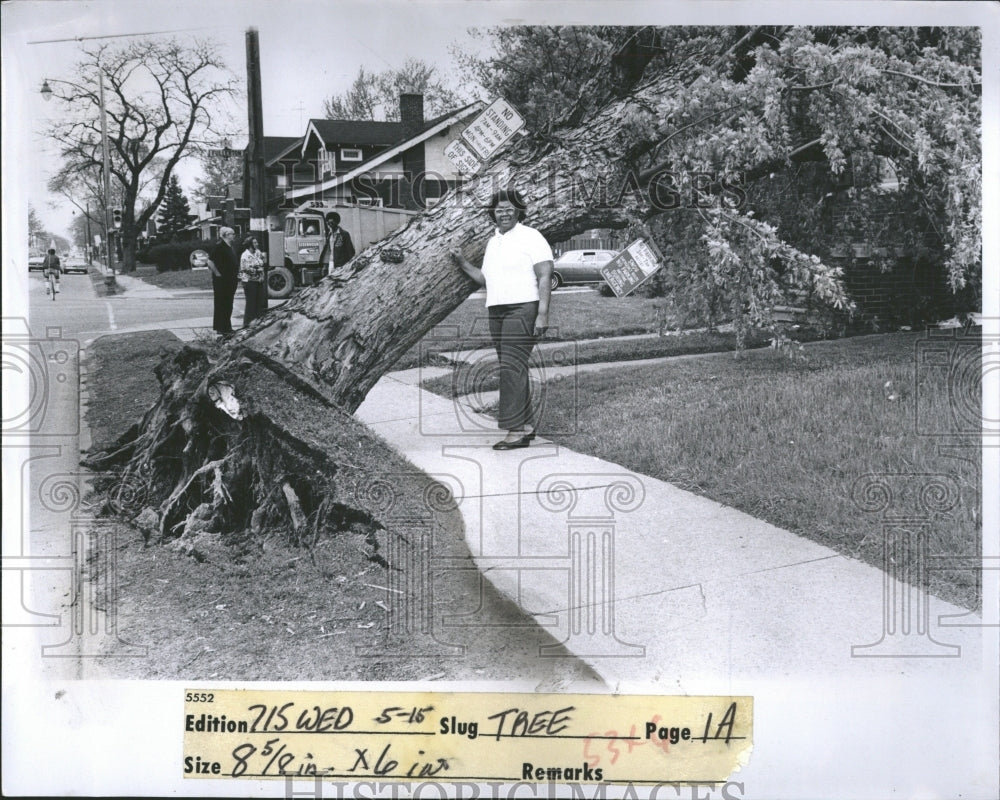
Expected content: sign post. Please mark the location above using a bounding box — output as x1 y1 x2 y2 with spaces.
600 238 666 298
445 98 526 175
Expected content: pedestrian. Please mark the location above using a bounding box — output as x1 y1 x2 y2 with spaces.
449 188 554 450
322 212 356 275
207 227 239 337
238 235 267 327
42 248 62 294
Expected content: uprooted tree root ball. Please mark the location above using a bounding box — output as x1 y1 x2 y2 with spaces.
82 344 420 566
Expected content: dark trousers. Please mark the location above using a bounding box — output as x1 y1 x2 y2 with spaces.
488 301 538 431
212 275 237 333
242 281 267 327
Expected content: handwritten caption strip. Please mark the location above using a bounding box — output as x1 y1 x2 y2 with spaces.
183 690 752 784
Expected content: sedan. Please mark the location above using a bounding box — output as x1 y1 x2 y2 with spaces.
28 255 46 272
62 257 89 274
549 249 618 290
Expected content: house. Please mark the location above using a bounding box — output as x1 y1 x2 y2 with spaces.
181 192 250 243
267 93 484 214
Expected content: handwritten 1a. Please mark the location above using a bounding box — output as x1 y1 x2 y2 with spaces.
698 702 739 744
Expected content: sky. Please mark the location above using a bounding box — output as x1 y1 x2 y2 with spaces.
3 0 511 240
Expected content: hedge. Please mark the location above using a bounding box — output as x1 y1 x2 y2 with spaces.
142 241 213 272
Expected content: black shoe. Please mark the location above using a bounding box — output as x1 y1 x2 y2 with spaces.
493 435 531 450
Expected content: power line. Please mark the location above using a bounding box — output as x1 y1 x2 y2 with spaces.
28 26 219 46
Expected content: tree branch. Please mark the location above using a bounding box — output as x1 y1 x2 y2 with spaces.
882 67 980 89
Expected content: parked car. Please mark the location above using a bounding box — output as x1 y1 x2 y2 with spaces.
28 254 46 272
550 249 619 290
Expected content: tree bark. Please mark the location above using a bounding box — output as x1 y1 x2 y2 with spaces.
86 37 757 546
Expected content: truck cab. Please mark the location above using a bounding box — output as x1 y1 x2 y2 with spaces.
265 202 419 298
283 212 327 279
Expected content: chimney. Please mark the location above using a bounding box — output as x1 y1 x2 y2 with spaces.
399 92 427 210
399 93 424 139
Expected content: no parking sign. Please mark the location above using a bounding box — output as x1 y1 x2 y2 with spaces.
601 238 665 297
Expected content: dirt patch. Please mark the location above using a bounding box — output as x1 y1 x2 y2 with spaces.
83 331 599 684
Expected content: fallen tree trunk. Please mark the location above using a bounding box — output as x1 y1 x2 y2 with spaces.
85 27 831 550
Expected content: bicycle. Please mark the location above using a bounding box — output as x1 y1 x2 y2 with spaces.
45 270 58 300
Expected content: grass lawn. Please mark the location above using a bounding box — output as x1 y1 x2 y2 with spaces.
84 330 186 450
395 289 689 369
531 330 981 611
130 263 214 290
435 289 670 341
421 329 785 398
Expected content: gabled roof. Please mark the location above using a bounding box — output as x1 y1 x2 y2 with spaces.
286 101 485 200
307 119 402 148
297 102 484 160
262 136 301 163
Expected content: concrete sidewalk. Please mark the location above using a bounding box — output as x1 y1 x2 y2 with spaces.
357 369 984 687
356 367 997 795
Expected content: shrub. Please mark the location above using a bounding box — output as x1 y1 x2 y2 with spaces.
145 241 211 272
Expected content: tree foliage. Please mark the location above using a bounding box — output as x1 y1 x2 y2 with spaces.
44 37 238 270
461 25 982 330
323 58 467 120
192 150 244 204
28 206 46 245
156 175 195 241
28 205 69 254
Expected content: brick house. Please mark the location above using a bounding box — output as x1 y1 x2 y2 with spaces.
266 93 483 213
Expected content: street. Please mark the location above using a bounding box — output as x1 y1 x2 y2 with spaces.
4 267 251 681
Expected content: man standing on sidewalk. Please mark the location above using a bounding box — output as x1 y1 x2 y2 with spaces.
322 212 355 276
207 227 239 336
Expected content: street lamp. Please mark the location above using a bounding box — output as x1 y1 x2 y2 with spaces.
41 74 117 288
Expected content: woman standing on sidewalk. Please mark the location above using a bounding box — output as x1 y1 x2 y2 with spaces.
450 189 554 450
238 235 267 327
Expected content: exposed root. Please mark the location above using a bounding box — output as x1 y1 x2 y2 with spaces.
82 344 404 570
159 458 227 541
282 482 308 533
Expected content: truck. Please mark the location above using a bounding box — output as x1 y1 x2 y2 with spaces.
266 201 419 298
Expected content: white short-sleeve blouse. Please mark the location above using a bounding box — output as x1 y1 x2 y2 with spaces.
480 222 553 307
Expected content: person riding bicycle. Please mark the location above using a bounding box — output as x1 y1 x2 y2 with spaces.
42 248 61 293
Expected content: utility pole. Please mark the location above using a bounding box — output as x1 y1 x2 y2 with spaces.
85 202 93 265
245 27 269 307
98 69 117 286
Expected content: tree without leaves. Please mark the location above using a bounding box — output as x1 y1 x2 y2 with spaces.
44 37 239 272
87 26 980 556
323 58 467 121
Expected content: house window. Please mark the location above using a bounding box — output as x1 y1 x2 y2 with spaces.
318 146 335 175
275 174 287 188
340 148 363 162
